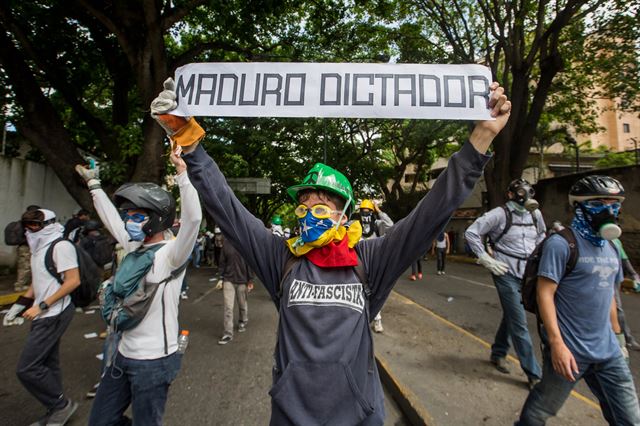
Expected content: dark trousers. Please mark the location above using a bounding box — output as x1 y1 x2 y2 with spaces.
411 260 422 275
89 351 182 426
436 248 447 272
16 303 74 411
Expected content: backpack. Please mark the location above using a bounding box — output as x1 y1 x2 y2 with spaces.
45 238 104 308
492 206 539 247
101 244 187 351
521 228 579 315
4 221 26 246
79 234 116 267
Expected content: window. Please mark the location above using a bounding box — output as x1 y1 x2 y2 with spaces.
623 123 630 133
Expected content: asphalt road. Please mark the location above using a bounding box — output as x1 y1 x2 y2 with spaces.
0 266 407 426
392 257 640 402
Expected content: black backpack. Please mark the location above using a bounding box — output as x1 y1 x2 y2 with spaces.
45 238 103 308
492 205 539 247
4 221 26 246
79 234 116 267
521 228 578 315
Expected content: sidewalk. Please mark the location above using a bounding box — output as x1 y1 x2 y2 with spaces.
374 290 607 426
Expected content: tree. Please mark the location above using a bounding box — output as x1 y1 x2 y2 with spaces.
391 0 640 206
0 0 301 209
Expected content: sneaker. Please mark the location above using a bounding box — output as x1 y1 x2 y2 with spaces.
490 356 510 374
417 273 423 280
527 377 541 390
180 291 188 300
218 335 233 345
86 382 99 399
373 319 384 333
238 321 247 333
409 275 416 281
46 399 78 426
441 271 446 275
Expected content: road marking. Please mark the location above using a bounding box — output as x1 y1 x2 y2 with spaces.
193 286 217 304
392 290 602 412
447 274 494 289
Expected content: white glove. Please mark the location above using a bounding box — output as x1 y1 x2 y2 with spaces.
477 252 509 276
215 280 223 290
150 78 190 137
75 164 101 190
617 333 630 363
3 303 26 326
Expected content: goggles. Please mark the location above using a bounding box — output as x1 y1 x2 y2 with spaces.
294 204 340 219
121 212 148 223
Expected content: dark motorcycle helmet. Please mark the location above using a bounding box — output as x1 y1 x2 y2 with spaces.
113 183 176 237
568 175 625 206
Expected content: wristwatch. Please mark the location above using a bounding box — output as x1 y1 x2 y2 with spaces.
38 301 49 311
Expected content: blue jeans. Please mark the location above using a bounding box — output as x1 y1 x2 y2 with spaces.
516 349 640 425
491 273 541 379
89 351 182 426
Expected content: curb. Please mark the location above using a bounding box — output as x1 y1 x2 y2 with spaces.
376 354 435 426
0 291 25 306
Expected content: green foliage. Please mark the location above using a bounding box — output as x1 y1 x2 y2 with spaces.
595 151 637 168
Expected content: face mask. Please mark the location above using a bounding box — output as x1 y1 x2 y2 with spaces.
298 211 335 243
125 221 146 241
582 202 621 241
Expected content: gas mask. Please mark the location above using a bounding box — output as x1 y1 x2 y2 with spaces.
580 201 622 241
510 183 538 212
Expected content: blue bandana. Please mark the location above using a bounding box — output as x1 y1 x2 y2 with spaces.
298 211 335 243
571 202 620 247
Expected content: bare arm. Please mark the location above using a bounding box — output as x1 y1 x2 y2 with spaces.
23 268 80 320
537 276 579 381
610 295 621 334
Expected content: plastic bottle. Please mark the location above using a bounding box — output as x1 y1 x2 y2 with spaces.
177 330 189 354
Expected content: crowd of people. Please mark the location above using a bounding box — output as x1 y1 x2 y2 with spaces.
1 77 639 426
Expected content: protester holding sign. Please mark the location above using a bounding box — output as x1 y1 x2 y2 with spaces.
151 73 511 425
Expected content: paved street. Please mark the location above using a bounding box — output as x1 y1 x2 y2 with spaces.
0 259 638 425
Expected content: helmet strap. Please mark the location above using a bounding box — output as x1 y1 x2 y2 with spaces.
333 197 351 231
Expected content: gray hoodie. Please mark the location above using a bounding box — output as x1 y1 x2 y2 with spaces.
184 141 490 425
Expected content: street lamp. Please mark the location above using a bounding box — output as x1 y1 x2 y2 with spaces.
630 137 638 166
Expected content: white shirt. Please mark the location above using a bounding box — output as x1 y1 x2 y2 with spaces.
465 204 546 278
31 239 78 319
91 172 201 359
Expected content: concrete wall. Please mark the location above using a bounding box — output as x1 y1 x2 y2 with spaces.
0 156 80 269
534 164 640 265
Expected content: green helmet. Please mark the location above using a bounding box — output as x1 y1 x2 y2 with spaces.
271 215 283 225
287 163 354 213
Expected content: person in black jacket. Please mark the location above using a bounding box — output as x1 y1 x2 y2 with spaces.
216 238 254 345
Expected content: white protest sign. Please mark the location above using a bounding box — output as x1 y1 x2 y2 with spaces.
172 63 493 120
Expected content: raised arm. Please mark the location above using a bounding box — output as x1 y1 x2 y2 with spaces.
165 148 202 268
75 165 139 253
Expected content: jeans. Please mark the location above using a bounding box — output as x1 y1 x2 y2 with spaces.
516 349 640 425
436 248 446 272
89 351 182 426
223 281 248 336
491 273 541 379
17 303 74 411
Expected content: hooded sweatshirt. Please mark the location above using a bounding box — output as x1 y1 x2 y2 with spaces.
183 141 490 425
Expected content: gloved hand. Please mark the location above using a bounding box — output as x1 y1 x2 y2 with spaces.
3 302 27 326
150 78 205 147
633 279 640 293
616 333 630 363
215 280 223 290
477 252 509 276
75 164 101 190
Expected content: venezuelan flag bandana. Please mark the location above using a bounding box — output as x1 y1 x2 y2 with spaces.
286 221 362 267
